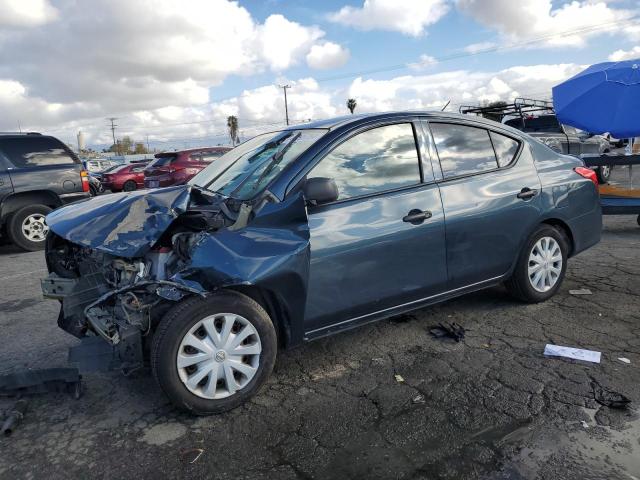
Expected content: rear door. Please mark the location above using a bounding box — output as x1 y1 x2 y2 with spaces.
303 121 448 335
0 151 14 204
0 136 82 195
427 121 543 289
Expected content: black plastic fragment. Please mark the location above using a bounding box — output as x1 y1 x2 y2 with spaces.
592 381 631 409
429 322 466 342
1 399 27 436
0 368 82 398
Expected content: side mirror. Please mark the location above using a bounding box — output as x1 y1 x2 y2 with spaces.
304 177 339 206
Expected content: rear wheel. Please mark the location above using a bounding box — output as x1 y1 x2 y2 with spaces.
7 205 53 251
151 291 277 415
505 225 568 303
123 180 137 191
596 165 611 183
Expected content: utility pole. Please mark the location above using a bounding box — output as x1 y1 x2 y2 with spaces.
146 134 150 153
107 117 119 154
278 84 291 125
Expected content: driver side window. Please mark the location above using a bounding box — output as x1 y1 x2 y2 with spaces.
308 123 421 201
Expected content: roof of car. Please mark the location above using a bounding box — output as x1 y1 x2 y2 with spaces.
286 111 507 131
155 146 232 157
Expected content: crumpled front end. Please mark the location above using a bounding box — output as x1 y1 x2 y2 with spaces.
41 186 310 372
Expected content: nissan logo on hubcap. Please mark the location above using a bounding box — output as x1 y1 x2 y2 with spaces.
215 351 226 362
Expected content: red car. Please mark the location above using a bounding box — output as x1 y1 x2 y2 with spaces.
144 147 231 189
101 162 149 192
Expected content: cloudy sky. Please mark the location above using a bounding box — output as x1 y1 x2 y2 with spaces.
0 0 638 150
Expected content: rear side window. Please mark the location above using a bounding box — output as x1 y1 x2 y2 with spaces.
430 123 497 178
309 123 421 200
0 136 78 168
490 132 520 167
152 155 177 167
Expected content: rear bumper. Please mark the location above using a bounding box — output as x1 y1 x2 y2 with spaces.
567 203 602 256
144 176 178 188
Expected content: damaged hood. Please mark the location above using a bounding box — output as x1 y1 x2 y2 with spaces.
46 185 192 257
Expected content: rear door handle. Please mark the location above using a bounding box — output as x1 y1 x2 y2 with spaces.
403 209 432 225
517 187 538 200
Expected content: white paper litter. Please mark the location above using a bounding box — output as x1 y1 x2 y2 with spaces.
394 374 405 383
618 357 631 364
544 344 601 363
569 288 593 295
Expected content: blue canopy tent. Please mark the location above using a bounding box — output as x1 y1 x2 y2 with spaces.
553 59 640 224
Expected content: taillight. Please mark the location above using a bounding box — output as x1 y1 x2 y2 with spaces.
80 170 90 192
574 167 599 187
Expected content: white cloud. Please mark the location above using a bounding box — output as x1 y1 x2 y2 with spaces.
0 0 350 138
306 42 350 70
464 41 498 53
407 54 438 71
456 0 631 47
0 0 58 27
329 0 449 37
609 46 640 62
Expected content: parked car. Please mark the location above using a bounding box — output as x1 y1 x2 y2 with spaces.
461 99 612 183
87 174 103 197
144 147 231 189
0 132 90 251
100 161 149 192
42 112 601 414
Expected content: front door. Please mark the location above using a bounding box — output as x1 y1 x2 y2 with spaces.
428 121 543 289
303 122 448 334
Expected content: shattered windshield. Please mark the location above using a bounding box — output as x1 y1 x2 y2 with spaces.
190 129 326 200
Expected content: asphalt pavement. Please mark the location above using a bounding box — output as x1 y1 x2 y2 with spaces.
0 203 639 479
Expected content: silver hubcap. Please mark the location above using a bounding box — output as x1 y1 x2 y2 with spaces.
22 214 49 242
601 166 610 177
176 313 261 400
528 236 563 292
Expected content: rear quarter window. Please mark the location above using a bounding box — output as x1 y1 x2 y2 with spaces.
0 136 78 168
430 123 498 178
489 132 520 167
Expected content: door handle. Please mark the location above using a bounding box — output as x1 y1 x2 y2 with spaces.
403 209 432 225
517 187 538 200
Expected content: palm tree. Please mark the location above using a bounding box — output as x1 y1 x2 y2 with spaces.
347 98 357 114
227 115 239 146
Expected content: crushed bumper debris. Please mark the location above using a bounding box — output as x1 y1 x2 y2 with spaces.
0 368 82 399
429 322 465 342
618 357 631 364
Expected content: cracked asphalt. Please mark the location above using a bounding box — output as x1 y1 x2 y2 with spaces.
1 200 639 478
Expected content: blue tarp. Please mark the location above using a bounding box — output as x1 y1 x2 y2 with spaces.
553 59 640 138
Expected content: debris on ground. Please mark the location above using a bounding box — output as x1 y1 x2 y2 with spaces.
1 399 27 436
0 368 82 399
180 448 204 464
580 420 589 429
569 288 593 295
591 381 631 409
412 394 425 404
0 368 82 436
394 374 405 383
543 344 601 363
618 357 631 364
429 322 465 342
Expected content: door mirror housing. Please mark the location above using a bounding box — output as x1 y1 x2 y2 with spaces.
304 177 339 206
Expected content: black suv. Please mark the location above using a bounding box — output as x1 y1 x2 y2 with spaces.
0 132 90 251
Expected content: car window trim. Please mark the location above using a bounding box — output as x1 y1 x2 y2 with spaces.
424 120 523 184
287 118 430 203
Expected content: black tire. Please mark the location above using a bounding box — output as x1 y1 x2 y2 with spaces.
505 224 569 303
123 180 137 192
89 184 98 197
7 204 52 251
596 165 611 183
151 290 277 415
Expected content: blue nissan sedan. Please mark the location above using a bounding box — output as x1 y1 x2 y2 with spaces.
42 112 602 414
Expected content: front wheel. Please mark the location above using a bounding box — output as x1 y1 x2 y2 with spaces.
151 291 277 415
505 225 569 303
